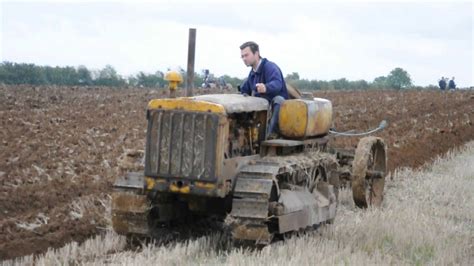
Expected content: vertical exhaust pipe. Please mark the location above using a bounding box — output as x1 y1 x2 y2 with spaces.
186 28 196 97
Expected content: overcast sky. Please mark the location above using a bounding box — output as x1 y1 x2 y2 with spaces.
1 0 472 86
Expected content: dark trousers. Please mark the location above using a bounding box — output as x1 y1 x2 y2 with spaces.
267 96 285 137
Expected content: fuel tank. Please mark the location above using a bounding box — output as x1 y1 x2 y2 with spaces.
279 98 332 139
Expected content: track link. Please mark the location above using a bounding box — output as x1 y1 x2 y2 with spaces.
228 162 280 244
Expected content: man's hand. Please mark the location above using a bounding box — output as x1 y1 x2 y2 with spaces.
256 83 266 94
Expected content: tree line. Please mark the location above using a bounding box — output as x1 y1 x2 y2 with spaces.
0 61 246 89
1 61 417 90
285 68 413 90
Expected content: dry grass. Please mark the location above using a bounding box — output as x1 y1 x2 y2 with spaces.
3 142 473 265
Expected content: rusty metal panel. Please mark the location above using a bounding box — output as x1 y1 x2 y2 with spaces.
276 188 337 233
192 94 269 113
113 172 145 190
222 155 261 183
170 112 184 174
233 178 273 198
278 209 310 234
111 192 149 213
182 113 196 176
232 223 272 244
239 164 280 177
278 189 305 213
145 110 219 182
277 189 319 229
231 198 268 219
112 212 149 235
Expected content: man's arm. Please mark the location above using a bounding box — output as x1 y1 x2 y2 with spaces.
240 78 252 95
263 63 284 94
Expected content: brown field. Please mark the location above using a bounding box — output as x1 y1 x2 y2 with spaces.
0 85 473 260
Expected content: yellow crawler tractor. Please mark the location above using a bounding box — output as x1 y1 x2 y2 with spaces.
111 92 387 244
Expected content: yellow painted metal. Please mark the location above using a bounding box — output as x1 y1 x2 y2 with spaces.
279 99 308 137
168 182 216 194
251 126 259 141
164 70 183 90
279 98 333 138
170 183 191 194
148 98 226 113
195 181 216 190
145 177 156 190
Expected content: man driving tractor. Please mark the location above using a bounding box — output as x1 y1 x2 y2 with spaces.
239 41 289 138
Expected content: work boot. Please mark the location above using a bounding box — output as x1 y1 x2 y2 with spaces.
266 132 279 140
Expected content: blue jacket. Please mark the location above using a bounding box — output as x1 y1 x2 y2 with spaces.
240 58 289 102
439 79 447 89
448 80 456 89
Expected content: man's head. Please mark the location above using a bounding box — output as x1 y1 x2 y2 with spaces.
240 41 261 68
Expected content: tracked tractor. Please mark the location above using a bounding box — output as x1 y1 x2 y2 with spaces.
111 92 387 244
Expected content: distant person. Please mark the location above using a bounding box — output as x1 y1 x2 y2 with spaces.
438 76 447 90
218 77 227 90
448 77 456 90
202 69 211 89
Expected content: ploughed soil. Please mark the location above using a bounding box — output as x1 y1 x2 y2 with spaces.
0 85 472 260
314 90 474 173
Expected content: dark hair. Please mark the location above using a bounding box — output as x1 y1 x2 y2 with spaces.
240 41 260 54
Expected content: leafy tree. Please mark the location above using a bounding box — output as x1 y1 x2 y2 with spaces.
61 66 80 85
77 65 93 85
285 72 300 80
136 71 165 87
352 80 370 90
95 65 125 86
288 78 311 90
372 76 388 89
386 67 412 89
127 76 138 86
0 62 17 84
330 78 350 90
